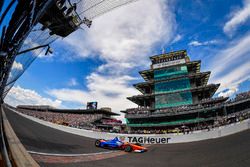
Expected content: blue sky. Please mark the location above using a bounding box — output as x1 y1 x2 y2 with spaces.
4 0 250 119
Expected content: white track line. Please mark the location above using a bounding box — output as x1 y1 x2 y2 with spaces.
27 150 119 157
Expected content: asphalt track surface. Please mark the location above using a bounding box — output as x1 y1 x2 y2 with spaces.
4 107 106 154
5 107 250 167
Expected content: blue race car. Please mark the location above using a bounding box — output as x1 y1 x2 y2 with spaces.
95 137 147 152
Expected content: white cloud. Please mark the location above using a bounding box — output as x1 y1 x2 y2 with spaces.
209 33 250 77
48 73 139 108
12 61 23 71
5 86 62 108
218 88 238 97
189 41 202 46
223 0 250 36
171 34 182 44
188 40 219 47
208 33 250 96
67 78 78 86
48 73 140 121
212 61 250 94
63 0 176 72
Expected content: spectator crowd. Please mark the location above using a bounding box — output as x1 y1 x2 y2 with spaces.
17 109 103 129
128 111 250 134
101 119 122 125
125 91 250 134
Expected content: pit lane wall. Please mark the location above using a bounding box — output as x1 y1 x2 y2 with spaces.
7 106 250 144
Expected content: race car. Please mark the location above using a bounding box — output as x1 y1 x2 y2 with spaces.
95 137 147 153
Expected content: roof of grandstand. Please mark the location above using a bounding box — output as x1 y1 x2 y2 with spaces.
16 105 119 116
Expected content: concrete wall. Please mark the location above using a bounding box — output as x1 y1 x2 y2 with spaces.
8 107 250 144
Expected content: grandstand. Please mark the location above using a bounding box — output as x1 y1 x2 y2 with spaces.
15 105 120 130
122 50 250 133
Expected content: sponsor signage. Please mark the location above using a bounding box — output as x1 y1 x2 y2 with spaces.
119 136 171 144
153 59 186 69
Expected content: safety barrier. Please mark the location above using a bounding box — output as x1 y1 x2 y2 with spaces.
7 106 250 144
1 105 39 167
0 105 11 167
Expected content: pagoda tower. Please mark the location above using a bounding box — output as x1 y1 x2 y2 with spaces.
122 50 228 130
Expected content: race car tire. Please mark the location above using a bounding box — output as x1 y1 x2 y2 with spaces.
135 143 141 146
124 145 133 152
95 140 101 147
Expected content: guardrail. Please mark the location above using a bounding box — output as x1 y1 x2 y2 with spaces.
0 104 11 167
0 105 39 167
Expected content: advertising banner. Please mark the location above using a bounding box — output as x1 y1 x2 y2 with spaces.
118 136 171 144
153 59 186 69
